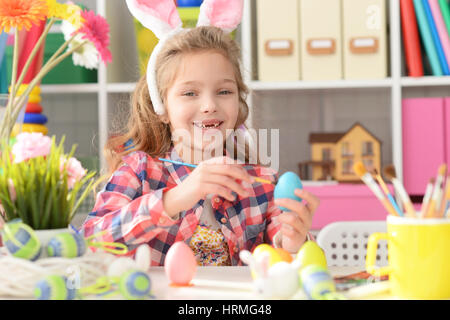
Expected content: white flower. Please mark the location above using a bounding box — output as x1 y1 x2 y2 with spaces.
61 19 99 70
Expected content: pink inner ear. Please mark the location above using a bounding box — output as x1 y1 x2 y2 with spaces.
135 0 181 29
204 0 243 29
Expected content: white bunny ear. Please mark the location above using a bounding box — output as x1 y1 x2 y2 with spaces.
255 252 270 278
126 0 182 39
196 0 244 33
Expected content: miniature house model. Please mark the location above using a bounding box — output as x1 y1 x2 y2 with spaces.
299 123 381 182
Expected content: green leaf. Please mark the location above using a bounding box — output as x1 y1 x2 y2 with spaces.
68 176 96 221
27 160 40 229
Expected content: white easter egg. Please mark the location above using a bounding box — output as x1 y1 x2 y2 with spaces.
135 244 151 271
107 257 138 278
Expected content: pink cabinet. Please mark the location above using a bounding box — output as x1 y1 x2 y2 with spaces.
402 97 449 195
306 184 392 230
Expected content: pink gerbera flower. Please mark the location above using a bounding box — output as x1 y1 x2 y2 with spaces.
77 9 112 64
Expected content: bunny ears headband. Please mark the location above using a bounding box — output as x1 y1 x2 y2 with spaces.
125 0 244 115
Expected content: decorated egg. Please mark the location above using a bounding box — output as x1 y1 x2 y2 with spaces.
164 241 197 286
119 270 151 300
34 275 76 300
274 171 303 211
47 232 87 258
1 220 41 261
296 241 328 270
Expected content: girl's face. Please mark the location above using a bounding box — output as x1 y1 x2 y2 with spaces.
165 50 240 160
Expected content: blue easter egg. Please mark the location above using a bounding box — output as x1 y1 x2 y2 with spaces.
47 232 87 258
274 171 303 211
34 275 76 300
1 220 41 261
119 270 151 300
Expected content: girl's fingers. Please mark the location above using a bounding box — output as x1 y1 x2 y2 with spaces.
278 212 308 235
200 158 254 184
204 173 249 198
203 183 235 202
275 200 312 231
280 223 305 244
274 197 304 215
294 189 320 214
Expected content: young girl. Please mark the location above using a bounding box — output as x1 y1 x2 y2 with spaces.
82 0 320 266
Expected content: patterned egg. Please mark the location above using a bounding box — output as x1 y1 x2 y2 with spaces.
274 171 303 211
47 232 87 258
164 241 197 286
300 264 336 300
119 270 151 300
34 275 76 300
1 220 41 261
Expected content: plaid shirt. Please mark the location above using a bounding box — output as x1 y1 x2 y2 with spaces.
82 147 284 266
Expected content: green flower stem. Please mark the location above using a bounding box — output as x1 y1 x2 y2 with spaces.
13 18 56 95
8 38 89 136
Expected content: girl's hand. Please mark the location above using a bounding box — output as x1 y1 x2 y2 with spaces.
163 157 254 217
274 189 320 253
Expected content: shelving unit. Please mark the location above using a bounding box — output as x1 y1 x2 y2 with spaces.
40 0 449 186
240 0 448 185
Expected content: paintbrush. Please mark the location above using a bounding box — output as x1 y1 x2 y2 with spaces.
424 164 447 218
372 168 403 216
437 175 450 218
383 165 417 218
353 162 399 216
420 178 435 218
158 158 274 185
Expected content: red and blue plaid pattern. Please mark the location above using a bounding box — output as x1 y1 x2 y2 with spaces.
81 147 283 266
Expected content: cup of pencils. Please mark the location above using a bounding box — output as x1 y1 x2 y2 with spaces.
355 162 450 299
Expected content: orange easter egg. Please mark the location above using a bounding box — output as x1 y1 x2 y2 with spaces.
275 248 294 263
164 241 197 286
252 244 282 266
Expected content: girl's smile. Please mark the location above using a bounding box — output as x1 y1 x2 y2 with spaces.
165 50 240 161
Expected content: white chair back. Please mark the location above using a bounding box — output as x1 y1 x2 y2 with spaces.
316 221 388 267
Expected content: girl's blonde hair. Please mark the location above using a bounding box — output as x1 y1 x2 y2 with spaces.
104 26 250 177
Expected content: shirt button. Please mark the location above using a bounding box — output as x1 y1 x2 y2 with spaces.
220 217 227 224
214 197 221 203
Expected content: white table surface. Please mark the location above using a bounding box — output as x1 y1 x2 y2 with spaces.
147 266 393 300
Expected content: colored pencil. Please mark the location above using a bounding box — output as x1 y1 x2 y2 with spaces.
372 168 403 216
437 175 450 218
420 178 435 218
158 158 274 185
424 164 447 218
383 165 417 218
354 162 399 216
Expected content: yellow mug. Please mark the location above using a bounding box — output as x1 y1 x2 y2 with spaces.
366 215 450 300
